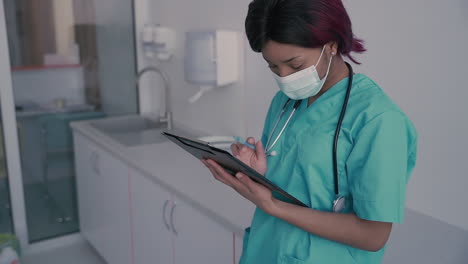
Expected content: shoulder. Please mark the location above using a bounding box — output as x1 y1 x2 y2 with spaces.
348 74 417 139
350 74 403 116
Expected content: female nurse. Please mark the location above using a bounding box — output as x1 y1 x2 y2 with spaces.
201 0 417 263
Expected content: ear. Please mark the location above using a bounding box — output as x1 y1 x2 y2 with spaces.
328 41 339 56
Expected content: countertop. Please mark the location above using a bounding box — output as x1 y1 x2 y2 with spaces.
71 116 255 237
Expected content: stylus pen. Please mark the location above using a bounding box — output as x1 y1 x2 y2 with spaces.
234 136 256 150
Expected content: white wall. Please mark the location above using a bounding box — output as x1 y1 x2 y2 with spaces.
143 0 468 231
345 0 468 231
12 67 86 106
146 0 251 137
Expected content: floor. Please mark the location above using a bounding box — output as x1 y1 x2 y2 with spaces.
23 177 79 242
0 176 80 242
21 240 106 264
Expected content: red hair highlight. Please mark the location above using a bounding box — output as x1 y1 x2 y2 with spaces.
306 0 366 64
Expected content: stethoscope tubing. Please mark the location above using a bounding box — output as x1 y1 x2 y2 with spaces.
264 62 354 204
333 63 354 195
265 100 301 155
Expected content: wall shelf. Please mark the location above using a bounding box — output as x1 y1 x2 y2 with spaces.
11 64 81 72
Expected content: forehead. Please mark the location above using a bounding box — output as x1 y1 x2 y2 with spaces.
262 40 321 62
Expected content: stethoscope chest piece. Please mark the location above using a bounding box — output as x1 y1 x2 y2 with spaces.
333 195 346 213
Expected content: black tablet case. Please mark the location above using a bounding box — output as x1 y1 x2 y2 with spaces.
162 131 308 207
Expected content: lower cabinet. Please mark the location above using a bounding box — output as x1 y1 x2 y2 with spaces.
130 167 237 264
74 133 133 264
172 194 233 264
98 149 133 264
75 132 244 264
131 168 173 264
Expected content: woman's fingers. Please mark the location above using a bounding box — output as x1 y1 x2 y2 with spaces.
201 159 230 186
207 165 232 186
231 138 258 157
200 159 229 185
203 159 273 210
206 159 236 183
235 172 265 194
235 172 254 193
206 159 250 195
244 137 265 160
247 137 256 145
230 143 240 156
255 140 266 160
240 140 253 153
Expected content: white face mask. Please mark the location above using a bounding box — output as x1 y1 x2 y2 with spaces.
273 46 333 100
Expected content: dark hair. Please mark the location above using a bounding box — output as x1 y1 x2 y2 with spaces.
245 0 366 64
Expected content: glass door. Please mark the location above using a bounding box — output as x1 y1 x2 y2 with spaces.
3 0 137 243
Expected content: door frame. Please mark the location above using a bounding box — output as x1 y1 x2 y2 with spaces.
0 0 29 250
1 3 89 254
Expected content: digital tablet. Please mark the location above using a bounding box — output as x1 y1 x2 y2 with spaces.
162 131 308 207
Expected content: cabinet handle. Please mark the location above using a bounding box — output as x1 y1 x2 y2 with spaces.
170 202 178 236
162 200 171 231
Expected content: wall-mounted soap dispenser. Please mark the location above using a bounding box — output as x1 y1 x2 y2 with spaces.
184 30 240 103
142 24 176 61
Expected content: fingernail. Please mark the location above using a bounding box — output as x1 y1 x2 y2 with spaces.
235 173 243 179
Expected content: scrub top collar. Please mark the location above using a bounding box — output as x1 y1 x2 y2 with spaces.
296 73 358 113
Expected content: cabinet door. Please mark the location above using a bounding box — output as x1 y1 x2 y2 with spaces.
172 198 233 264
131 169 173 264
98 150 133 264
73 133 102 249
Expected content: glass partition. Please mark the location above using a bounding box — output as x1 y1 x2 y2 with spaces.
3 0 137 242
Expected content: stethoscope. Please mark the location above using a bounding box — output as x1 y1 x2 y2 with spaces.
264 62 354 213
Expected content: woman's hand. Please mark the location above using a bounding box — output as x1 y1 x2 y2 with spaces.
230 137 267 175
201 158 277 214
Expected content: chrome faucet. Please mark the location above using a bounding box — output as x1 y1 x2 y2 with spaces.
136 66 173 130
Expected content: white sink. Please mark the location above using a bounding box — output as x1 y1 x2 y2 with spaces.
90 115 164 133
90 115 168 146
90 115 193 147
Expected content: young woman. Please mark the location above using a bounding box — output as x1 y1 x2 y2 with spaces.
202 0 417 263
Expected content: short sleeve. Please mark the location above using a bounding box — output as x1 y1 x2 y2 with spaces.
346 111 415 223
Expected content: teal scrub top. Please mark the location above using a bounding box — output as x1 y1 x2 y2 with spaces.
239 74 418 264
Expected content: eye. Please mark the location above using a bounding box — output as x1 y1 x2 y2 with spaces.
291 64 303 70
268 64 277 69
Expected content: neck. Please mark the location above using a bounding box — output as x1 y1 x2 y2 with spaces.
308 56 349 106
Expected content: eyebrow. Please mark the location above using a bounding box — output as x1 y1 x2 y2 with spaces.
264 56 301 65
282 56 301 63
